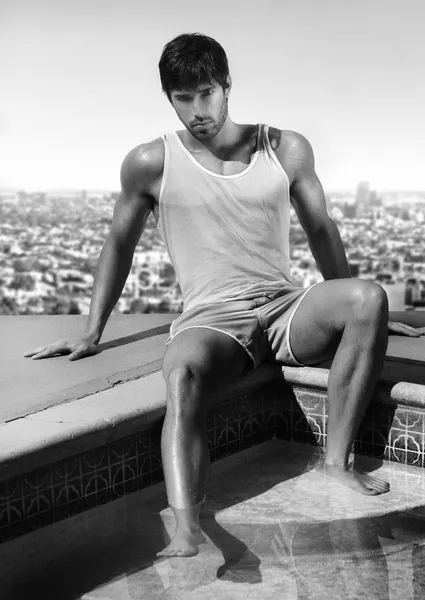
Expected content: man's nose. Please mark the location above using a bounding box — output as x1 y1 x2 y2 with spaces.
192 96 205 118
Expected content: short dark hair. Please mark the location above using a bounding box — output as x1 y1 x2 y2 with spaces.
159 33 230 101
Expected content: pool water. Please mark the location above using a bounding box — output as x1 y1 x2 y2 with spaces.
1 439 425 599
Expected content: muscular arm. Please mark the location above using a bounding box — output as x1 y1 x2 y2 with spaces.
277 131 350 281
270 130 425 338
85 141 163 342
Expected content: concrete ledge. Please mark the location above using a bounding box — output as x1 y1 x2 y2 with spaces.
2 310 425 543
282 365 425 409
2 314 176 423
5 310 424 424
0 362 284 482
0 372 165 481
2 353 425 483
1 312 425 533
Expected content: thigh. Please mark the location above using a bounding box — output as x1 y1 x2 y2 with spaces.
162 326 251 392
288 278 383 366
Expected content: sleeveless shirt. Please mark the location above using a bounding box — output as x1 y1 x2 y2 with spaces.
158 124 297 312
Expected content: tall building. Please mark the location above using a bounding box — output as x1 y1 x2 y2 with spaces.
356 181 370 215
369 190 381 207
349 262 360 277
343 203 357 218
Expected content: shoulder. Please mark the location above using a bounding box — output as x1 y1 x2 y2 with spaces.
120 137 165 195
267 127 315 169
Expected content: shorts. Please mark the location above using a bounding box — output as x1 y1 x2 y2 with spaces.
165 283 320 369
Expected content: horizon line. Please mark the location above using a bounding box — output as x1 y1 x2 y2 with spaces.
2 187 425 196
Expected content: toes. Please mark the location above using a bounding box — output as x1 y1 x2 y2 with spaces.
174 549 197 557
156 546 198 558
362 474 390 492
157 547 173 557
361 480 389 495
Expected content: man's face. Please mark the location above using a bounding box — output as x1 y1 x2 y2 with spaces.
170 80 229 140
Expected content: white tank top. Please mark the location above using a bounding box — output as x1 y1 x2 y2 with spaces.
158 123 297 312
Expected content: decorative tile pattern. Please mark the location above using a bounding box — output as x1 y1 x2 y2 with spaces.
285 388 425 471
0 381 279 544
3 378 425 544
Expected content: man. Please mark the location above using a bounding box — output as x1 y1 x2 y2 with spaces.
25 33 423 558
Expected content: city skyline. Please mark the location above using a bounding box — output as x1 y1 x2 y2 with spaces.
3 186 425 317
2 0 425 192
3 185 425 197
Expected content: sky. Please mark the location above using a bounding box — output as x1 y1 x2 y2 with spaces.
1 0 425 193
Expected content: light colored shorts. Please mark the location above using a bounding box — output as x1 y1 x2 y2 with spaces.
166 283 319 369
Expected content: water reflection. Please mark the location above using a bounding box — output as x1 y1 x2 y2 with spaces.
207 508 425 599
143 505 425 599
3 504 425 599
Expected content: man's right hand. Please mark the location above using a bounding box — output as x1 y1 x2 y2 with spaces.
24 335 100 361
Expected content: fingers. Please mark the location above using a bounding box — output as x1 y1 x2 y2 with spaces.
24 347 46 357
390 323 421 337
26 348 63 360
24 341 68 360
24 340 98 361
24 347 54 359
400 326 421 337
402 325 422 337
389 322 425 337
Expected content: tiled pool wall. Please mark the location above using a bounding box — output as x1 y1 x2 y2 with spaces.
1 378 424 543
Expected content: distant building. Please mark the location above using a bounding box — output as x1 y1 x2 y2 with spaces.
343 203 357 219
369 190 382 207
404 278 425 307
356 181 370 215
349 262 360 277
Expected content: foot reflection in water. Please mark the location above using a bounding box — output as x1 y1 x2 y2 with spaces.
269 509 425 599
162 504 425 598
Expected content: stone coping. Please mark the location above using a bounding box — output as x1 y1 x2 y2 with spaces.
1 311 425 483
0 362 282 483
3 310 425 424
1 354 425 484
283 365 425 408
2 313 177 423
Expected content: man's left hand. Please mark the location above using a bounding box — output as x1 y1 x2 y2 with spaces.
388 321 425 337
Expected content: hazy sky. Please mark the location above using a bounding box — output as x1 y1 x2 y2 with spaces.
1 0 425 192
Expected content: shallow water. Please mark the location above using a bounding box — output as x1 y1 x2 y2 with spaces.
2 439 425 599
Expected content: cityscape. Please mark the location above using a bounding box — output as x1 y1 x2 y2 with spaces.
1 183 425 316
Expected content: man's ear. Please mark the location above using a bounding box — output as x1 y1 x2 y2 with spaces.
224 75 232 97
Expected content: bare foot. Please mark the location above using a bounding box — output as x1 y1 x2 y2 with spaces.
156 527 206 558
315 459 390 495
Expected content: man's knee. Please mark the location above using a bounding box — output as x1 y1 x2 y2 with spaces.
162 343 216 389
164 362 206 418
348 281 388 324
165 360 207 390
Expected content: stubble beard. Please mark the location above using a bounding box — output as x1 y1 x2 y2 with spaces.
191 97 229 141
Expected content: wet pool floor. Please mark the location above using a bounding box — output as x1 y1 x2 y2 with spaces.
2 439 425 599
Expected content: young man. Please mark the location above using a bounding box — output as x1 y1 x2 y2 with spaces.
25 33 422 558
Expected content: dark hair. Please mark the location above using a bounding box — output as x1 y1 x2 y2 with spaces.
159 33 229 101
